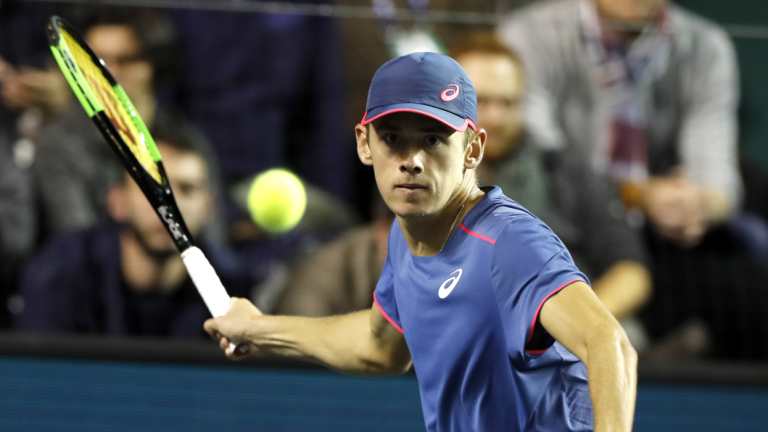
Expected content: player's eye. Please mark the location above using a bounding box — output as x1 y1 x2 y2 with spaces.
381 132 399 146
424 134 444 147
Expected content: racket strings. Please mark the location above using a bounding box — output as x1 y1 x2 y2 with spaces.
59 29 162 184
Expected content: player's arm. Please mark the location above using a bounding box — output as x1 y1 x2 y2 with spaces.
204 298 412 374
539 281 637 432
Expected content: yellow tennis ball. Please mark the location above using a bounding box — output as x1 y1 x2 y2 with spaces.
247 168 307 234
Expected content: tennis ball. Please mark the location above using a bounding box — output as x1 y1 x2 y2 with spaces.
247 168 307 234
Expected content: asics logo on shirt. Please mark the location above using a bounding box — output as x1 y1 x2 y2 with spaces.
438 268 463 299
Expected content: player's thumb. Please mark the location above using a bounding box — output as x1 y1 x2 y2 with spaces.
203 317 222 338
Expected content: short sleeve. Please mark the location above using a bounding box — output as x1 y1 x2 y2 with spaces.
372 254 403 334
490 218 587 356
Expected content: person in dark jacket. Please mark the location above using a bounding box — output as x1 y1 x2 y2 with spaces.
16 123 252 338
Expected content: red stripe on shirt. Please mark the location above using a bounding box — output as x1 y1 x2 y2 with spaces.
458 223 496 245
525 279 583 351
373 294 404 334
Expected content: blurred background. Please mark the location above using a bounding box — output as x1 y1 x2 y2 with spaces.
1 0 768 430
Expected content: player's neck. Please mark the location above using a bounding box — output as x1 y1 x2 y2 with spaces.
399 181 484 256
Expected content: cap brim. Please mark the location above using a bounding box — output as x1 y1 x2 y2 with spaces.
361 103 475 132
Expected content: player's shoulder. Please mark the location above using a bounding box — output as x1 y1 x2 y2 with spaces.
473 187 545 228
469 187 561 248
473 189 572 279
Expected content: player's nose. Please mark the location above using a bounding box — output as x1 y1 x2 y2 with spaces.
399 152 424 175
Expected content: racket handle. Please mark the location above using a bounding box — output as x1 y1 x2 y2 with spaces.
181 246 238 353
181 246 231 317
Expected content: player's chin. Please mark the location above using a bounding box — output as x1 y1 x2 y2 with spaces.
384 189 435 217
388 200 433 219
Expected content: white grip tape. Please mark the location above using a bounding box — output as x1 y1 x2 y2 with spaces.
181 246 231 317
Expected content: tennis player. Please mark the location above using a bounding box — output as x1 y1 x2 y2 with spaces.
206 52 636 431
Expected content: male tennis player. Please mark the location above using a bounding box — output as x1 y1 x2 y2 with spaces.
206 52 636 431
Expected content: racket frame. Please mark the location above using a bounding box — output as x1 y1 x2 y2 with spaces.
46 16 234 324
47 16 193 253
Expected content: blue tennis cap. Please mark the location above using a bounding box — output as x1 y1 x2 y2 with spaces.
361 52 478 132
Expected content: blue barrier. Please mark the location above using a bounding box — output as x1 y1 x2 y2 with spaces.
1 356 767 431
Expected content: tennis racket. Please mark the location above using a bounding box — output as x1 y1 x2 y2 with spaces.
46 16 235 335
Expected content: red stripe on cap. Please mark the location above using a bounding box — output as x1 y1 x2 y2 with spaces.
458 223 496 245
373 294 404 334
361 108 475 132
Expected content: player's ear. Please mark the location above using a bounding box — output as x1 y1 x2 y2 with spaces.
355 123 373 166
464 128 486 170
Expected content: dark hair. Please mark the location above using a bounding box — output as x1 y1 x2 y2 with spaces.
448 31 524 71
366 122 476 148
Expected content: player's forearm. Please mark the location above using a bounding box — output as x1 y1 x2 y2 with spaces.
585 326 637 432
592 261 652 320
245 311 408 374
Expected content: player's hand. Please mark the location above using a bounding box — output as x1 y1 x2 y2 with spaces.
643 175 707 247
204 297 263 360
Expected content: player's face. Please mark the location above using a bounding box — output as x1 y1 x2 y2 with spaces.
117 144 212 253
459 52 524 161
357 113 470 218
85 24 153 102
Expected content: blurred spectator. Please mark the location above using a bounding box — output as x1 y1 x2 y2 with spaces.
499 1 768 360
0 2 70 124
451 33 651 325
170 3 354 219
0 58 69 122
499 0 741 246
0 2 71 327
0 130 35 328
273 197 392 316
33 9 206 239
16 120 252 339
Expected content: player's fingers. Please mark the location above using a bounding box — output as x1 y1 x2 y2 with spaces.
235 344 250 356
203 318 219 336
219 337 231 351
225 343 250 361
207 331 223 344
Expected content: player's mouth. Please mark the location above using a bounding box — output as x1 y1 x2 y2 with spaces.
394 183 428 191
394 183 429 196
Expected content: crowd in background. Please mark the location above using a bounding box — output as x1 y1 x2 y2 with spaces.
1 0 767 362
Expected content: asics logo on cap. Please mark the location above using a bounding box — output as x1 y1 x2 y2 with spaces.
440 84 460 102
438 268 463 299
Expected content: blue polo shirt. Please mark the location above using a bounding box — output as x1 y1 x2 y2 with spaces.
374 187 593 431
